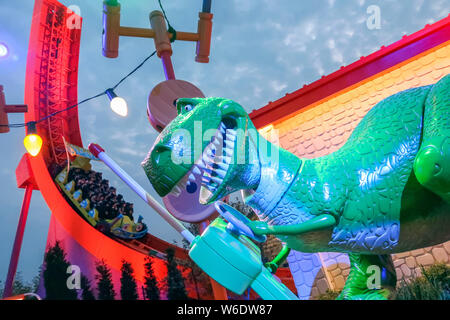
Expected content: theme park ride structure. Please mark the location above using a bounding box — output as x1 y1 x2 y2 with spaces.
142 74 450 299
2 0 216 299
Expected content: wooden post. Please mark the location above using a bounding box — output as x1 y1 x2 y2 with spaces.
150 10 175 80
102 1 121 58
101 2 212 64
195 12 213 63
0 85 28 134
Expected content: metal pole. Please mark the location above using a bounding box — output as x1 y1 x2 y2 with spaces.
88 143 195 243
3 185 33 298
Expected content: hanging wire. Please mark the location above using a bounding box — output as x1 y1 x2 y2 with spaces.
39 91 107 123
158 0 173 29
112 50 156 90
158 0 177 42
1 50 157 129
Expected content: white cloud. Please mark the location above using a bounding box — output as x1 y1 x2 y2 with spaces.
270 80 288 93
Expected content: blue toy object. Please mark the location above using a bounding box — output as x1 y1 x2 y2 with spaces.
188 201 298 300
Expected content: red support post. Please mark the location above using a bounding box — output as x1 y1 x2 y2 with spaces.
199 220 229 300
161 51 176 80
3 185 33 298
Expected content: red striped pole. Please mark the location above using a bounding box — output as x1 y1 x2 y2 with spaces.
3 185 33 298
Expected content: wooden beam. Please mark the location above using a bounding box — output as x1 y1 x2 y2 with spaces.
119 26 199 42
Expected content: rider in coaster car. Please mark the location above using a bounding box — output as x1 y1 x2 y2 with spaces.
109 186 117 195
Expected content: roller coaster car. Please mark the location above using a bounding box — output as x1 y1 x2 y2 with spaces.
103 214 148 240
55 165 148 240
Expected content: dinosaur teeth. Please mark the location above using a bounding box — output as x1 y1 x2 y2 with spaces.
210 176 223 185
196 156 206 169
215 135 223 145
202 167 213 175
178 180 188 191
226 135 236 143
212 139 221 147
197 162 206 171
207 148 216 158
202 152 213 164
172 185 182 196
193 166 201 175
213 168 227 178
203 169 212 177
201 176 210 184
217 163 229 171
222 155 232 164
197 121 239 198
223 146 233 155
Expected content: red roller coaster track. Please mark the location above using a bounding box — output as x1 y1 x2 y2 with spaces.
21 0 202 298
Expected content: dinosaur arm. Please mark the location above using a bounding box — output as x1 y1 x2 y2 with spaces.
249 214 336 236
265 244 291 274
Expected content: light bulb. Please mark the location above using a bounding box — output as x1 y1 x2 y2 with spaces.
106 88 128 117
24 122 43 157
24 134 43 157
110 96 128 117
0 43 8 58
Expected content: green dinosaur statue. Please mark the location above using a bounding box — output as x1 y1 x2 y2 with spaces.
142 74 450 300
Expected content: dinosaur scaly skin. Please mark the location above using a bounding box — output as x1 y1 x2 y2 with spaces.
142 75 450 300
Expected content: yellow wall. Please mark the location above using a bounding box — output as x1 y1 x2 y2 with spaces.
260 41 450 159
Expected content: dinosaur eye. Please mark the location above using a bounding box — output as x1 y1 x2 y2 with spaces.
184 104 193 112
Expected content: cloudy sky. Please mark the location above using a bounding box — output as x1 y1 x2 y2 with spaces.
0 0 449 283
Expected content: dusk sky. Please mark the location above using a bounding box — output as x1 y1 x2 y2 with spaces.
0 0 449 283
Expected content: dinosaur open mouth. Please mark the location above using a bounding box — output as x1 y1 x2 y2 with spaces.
167 119 237 204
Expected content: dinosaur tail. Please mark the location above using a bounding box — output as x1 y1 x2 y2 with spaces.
414 74 450 202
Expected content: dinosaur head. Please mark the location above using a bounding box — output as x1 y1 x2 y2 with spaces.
142 97 263 205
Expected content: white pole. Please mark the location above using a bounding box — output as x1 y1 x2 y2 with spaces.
89 143 195 243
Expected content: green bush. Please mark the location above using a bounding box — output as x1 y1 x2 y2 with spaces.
317 289 342 300
392 263 450 300
43 241 78 300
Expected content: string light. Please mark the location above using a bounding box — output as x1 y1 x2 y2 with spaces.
106 88 128 117
0 50 156 131
1 50 156 157
23 122 42 157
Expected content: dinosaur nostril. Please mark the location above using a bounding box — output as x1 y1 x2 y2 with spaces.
154 153 161 165
152 144 171 165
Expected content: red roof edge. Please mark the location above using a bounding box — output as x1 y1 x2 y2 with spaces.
249 14 450 128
